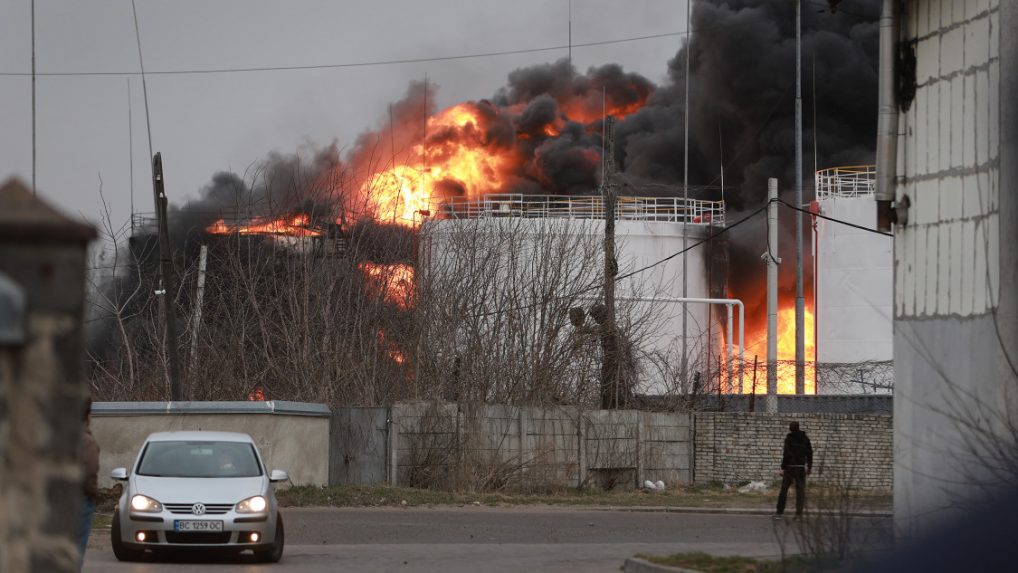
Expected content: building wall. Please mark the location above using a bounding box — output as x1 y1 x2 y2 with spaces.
894 0 1018 536
693 413 893 490
92 402 331 488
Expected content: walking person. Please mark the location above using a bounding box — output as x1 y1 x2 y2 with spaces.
79 396 100 570
774 421 813 519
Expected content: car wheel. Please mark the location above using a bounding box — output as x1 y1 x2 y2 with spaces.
111 513 144 562
254 513 284 563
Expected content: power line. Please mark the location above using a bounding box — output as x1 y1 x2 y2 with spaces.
3 5 869 79
0 31 687 78
776 198 893 237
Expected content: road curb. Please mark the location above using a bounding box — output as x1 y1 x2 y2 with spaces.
623 557 700 573
595 506 893 518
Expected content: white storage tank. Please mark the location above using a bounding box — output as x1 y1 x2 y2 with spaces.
813 166 893 393
419 194 723 395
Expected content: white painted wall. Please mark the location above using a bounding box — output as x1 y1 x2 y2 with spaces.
816 196 893 363
896 0 1001 319
424 217 713 394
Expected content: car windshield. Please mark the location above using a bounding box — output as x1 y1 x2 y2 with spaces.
136 441 262 478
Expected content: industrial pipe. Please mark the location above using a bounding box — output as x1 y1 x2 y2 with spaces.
875 0 899 231
604 295 746 394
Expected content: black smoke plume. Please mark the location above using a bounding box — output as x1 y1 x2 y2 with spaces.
110 0 881 361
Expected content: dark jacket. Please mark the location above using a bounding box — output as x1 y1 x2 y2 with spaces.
780 430 813 470
80 427 100 501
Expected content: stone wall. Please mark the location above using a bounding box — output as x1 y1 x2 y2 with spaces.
693 413 893 490
0 180 96 573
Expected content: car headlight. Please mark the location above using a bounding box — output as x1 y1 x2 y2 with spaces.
130 494 163 513
236 495 268 513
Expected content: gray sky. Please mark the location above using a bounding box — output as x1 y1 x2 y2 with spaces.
0 0 686 230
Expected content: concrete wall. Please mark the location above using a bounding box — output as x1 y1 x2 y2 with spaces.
336 403 889 492
894 0 1018 536
384 402 691 491
92 402 330 488
86 400 894 495
693 413 893 491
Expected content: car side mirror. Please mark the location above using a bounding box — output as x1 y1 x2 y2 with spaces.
111 467 129 480
269 470 289 483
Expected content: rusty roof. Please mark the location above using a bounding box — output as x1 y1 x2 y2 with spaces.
0 178 97 243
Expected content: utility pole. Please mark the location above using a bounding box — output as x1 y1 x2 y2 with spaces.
189 244 208 370
680 0 692 390
152 153 183 401
568 0 572 71
794 0 806 395
765 178 780 413
600 116 621 409
31 0 36 195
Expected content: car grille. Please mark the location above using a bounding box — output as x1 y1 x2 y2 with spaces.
164 503 233 515
164 532 232 544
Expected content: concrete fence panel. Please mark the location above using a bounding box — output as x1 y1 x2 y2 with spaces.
639 412 692 486
330 407 388 485
92 401 331 488
521 406 579 488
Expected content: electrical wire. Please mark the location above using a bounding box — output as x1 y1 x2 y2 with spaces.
763 198 780 265
0 31 688 78
0 4 879 79
777 198 894 237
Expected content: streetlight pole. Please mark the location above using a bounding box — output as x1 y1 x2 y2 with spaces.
794 0 806 395
680 0 692 389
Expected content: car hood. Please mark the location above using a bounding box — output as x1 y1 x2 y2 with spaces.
132 475 266 504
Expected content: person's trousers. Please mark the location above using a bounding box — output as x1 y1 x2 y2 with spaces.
79 497 96 570
776 467 807 515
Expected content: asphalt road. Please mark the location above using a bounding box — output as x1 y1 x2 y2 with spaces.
84 506 892 572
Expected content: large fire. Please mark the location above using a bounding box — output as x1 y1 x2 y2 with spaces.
361 90 650 224
738 305 816 395
364 104 514 224
207 214 321 236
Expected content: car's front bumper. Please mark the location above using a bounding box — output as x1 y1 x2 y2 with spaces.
118 510 277 549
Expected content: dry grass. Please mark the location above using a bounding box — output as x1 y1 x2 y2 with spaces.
276 483 892 511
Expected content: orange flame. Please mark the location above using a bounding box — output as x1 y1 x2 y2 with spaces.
365 103 514 224
732 305 816 395
247 387 266 401
206 214 321 236
377 328 407 365
358 92 650 226
359 262 415 309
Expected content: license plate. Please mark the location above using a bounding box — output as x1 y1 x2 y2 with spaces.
174 520 224 532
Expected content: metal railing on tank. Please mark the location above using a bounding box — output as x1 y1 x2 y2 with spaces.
815 165 877 200
428 194 726 226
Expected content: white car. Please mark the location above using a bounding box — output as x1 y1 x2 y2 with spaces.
110 431 288 562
